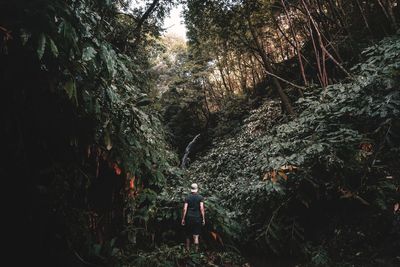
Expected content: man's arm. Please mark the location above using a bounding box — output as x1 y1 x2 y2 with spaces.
200 202 205 225
181 203 188 225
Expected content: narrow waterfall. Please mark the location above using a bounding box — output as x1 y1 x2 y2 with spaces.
181 133 201 169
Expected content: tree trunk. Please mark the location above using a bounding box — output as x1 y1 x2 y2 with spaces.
386 0 399 31
131 0 160 49
247 17 295 115
281 0 307 90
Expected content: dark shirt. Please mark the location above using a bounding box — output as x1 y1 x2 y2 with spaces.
185 193 204 218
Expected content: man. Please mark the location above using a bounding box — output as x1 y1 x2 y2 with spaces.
181 183 205 251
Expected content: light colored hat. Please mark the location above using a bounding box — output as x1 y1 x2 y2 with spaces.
190 183 198 193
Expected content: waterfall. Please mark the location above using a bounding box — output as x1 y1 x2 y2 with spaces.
181 133 201 169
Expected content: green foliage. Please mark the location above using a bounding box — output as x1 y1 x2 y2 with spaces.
186 35 400 261
4 0 176 176
1 0 179 265
119 244 244 267
132 177 243 248
2 1 400 266
308 245 331 267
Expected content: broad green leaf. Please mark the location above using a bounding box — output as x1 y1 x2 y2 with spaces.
100 44 116 77
64 80 75 98
49 37 58 58
37 33 46 60
64 79 78 105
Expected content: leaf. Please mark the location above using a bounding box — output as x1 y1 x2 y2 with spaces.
136 97 152 106
37 33 46 60
270 171 277 183
64 79 78 105
301 200 309 208
82 46 97 61
210 231 218 241
64 80 75 98
277 170 288 180
113 163 121 175
353 195 370 206
20 29 31 46
100 44 116 77
106 85 118 103
110 237 116 248
49 37 59 58
280 165 298 172
111 248 119 256
92 244 102 256
105 129 112 150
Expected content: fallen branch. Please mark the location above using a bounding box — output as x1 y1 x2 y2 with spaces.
265 70 306 91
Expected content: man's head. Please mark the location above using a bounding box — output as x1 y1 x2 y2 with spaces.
190 183 198 193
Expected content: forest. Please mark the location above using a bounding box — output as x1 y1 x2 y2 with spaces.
0 0 399 266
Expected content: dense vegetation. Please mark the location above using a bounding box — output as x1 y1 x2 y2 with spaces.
186 35 400 265
1 0 399 266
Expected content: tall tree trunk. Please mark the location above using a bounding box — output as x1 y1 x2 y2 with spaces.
247 17 294 115
385 0 399 31
281 0 308 89
224 54 235 93
237 52 248 93
130 0 160 50
217 56 230 93
355 0 372 34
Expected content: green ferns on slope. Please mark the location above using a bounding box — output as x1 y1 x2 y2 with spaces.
185 35 400 265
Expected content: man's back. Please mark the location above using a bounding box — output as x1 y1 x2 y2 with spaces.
185 193 204 218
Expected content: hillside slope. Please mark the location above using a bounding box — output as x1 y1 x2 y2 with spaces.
184 35 400 266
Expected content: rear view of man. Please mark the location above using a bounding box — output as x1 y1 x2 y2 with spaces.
181 183 205 251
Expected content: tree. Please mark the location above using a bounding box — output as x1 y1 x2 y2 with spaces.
0 0 177 264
